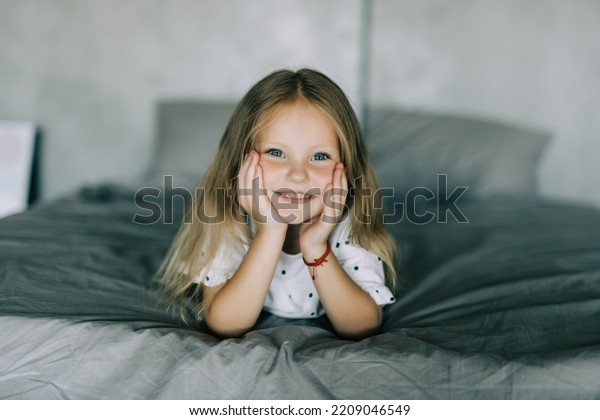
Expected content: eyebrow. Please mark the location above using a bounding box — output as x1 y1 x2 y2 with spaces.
256 141 338 150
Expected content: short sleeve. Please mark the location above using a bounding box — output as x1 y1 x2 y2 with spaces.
331 218 396 306
193 244 245 287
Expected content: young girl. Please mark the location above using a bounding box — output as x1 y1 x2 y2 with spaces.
159 68 398 340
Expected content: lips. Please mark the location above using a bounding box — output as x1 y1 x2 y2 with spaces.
274 189 315 204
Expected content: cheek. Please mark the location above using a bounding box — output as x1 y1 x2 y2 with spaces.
312 166 335 188
257 160 281 187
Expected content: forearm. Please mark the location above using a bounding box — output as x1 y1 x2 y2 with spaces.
308 248 382 339
204 229 286 337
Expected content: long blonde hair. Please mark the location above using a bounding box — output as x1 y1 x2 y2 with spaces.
158 68 399 321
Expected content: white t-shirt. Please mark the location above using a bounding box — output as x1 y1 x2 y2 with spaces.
193 217 395 318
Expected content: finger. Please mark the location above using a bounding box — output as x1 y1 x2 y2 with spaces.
332 163 348 216
321 181 336 223
339 163 348 203
238 152 258 214
246 151 259 191
255 161 276 208
238 152 252 188
254 159 264 194
332 163 344 204
254 162 276 224
333 162 341 189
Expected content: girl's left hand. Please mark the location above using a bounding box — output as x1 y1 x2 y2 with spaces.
299 162 348 257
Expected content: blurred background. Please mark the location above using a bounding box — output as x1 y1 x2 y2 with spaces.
1 0 599 208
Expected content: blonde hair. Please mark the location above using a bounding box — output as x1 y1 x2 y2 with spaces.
158 68 399 321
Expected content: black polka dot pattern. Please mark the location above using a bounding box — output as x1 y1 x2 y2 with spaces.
257 237 396 319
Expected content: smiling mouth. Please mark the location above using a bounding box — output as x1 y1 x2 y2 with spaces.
275 190 315 204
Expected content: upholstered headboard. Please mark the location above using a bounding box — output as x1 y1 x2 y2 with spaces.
146 100 550 200
146 101 236 189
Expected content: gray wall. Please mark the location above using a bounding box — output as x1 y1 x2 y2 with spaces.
369 0 600 208
0 0 362 199
1 0 599 208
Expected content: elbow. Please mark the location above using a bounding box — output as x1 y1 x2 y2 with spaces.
205 318 253 338
335 305 383 341
208 325 251 339
203 308 255 339
337 325 381 341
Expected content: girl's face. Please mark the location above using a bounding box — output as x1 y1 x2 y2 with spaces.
254 101 341 224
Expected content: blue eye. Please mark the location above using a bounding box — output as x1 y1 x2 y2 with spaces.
312 152 330 161
266 148 283 157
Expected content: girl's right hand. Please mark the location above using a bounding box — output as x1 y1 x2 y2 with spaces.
238 150 287 234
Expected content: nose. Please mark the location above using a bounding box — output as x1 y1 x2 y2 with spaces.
285 160 309 184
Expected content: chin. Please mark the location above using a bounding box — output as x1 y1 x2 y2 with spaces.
275 209 321 225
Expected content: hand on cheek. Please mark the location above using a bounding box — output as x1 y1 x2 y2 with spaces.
300 162 348 254
237 150 287 235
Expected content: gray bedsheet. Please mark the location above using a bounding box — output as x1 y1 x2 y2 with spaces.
1 184 599 399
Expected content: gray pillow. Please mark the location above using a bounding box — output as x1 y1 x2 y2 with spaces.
146 101 236 189
364 108 550 200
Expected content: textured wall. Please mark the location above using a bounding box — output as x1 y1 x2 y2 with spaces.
1 0 599 208
0 0 361 200
369 0 600 207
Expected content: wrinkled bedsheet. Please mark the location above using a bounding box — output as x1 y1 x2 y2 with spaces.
1 184 599 399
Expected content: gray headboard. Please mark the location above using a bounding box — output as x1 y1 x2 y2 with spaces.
146 100 236 188
147 100 549 201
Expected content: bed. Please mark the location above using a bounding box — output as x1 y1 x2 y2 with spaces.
1 102 599 399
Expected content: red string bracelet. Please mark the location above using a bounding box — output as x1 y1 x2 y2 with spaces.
302 242 332 280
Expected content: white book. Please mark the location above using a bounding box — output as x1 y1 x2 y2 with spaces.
0 121 36 218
